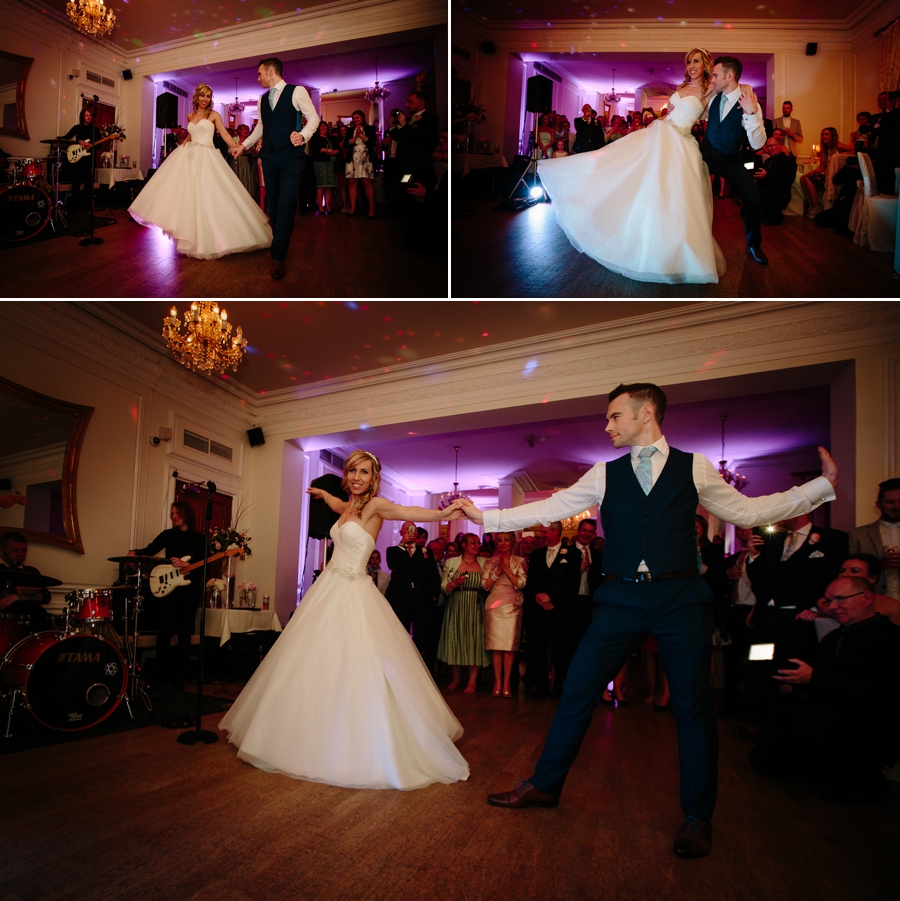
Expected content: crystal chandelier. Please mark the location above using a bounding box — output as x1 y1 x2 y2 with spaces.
718 415 748 492
228 78 245 115
439 446 471 510
162 302 248 374
66 0 116 37
363 58 391 104
604 69 621 105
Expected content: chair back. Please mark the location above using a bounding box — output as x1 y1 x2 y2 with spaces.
857 152 876 198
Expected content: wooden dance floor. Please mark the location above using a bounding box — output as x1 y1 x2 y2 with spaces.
2 685 897 901
4 205 447 299
451 197 899 298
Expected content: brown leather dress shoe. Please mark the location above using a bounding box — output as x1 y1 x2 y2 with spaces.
673 816 712 858
487 781 559 809
271 259 286 280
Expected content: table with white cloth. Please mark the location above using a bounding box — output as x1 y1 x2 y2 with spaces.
785 154 850 216
451 152 509 178
197 607 282 646
95 168 145 188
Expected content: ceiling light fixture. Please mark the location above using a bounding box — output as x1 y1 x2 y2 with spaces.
66 0 115 37
439 446 471 510
228 77 245 115
718 415 748 491
604 69 621 105
363 58 391 104
163 302 248 374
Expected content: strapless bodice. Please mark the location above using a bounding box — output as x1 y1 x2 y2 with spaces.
664 94 704 137
187 118 215 147
327 520 376 580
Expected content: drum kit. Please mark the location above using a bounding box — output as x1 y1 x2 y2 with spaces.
0 555 165 738
0 136 72 242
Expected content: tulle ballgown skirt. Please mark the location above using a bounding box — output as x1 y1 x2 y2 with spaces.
538 123 726 284
128 143 272 259
218 566 470 791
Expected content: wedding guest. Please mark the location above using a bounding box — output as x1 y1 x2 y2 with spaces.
234 124 259 201
552 138 569 159
437 533 487 693
481 532 527 698
334 122 350 211
343 110 377 218
772 101 803 155
537 113 555 159
310 120 339 214
573 104 604 154
754 135 797 225
800 127 853 220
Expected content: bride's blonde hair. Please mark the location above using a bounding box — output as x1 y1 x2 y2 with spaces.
680 48 712 91
342 450 381 516
192 84 214 117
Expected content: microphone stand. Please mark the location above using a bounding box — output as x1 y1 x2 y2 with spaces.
178 479 218 746
79 94 103 248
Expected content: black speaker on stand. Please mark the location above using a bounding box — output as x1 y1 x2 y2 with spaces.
156 92 178 129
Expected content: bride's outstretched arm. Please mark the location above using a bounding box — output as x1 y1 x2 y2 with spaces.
306 487 347 514
369 496 466 522
210 111 239 150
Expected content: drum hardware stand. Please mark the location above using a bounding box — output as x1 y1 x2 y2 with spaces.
178 478 219 746
121 567 153 716
46 141 68 232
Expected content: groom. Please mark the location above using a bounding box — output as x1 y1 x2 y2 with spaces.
234 58 319 280
702 56 768 265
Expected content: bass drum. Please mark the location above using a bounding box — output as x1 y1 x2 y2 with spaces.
1 632 127 731
0 184 51 242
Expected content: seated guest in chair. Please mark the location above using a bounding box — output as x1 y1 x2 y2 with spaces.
754 135 797 225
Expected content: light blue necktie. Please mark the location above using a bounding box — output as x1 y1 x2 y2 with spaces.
636 446 658 495
268 87 277 110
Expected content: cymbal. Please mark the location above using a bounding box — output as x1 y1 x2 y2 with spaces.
107 555 163 566
0 571 63 587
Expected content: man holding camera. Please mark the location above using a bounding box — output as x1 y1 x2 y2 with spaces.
388 89 439 193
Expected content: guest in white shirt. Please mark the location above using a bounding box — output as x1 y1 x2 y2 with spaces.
772 101 803 155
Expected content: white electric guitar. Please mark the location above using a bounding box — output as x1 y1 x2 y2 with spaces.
149 547 243 598
67 129 126 164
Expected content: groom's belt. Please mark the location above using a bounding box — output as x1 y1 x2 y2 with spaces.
604 570 698 583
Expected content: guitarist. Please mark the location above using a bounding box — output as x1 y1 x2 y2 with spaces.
62 107 99 212
129 501 206 688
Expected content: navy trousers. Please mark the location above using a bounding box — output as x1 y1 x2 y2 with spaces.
702 154 763 250
261 146 306 261
529 576 718 819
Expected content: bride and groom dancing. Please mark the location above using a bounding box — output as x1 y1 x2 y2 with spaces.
538 49 768 285
129 58 318 275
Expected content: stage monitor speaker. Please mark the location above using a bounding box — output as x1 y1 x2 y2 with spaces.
805 42 818 56
247 427 265 447
155 92 178 129
526 75 553 114
307 474 347 539
122 69 133 81
482 41 496 54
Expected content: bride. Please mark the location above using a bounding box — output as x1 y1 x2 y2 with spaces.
537 48 726 285
128 84 272 259
219 450 471 791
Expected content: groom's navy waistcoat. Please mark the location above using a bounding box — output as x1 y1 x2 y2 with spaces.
705 93 746 157
260 84 303 153
600 447 698 576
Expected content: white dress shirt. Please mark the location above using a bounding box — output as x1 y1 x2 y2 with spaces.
717 86 766 151
483 437 835 538
880 519 900 599
242 79 319 151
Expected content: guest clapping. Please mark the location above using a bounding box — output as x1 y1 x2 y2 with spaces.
481 532 527 698
310 120 339 214
343 110 377 218
437 533 488 693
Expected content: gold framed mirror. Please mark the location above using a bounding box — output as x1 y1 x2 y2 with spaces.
0 50 32 140
0 375 93 553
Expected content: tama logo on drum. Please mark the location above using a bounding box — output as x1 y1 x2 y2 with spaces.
57 651 101 663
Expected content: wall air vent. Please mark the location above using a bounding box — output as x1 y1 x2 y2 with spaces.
183 429 234 462
534 63 562 83
319 449 345 470
86 69 116 88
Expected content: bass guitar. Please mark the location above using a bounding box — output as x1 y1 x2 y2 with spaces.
67 129 126 164
149 547 243 598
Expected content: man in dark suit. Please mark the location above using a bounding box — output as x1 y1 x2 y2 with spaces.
389 90 439 191
848 477 900 598
462 382 839 859
747 513 848 668
523 521 582 699
572 105 605 154
753 135 798 225
572 518 604 648
701 56 768 265
386 520 441 672
233 57 319 281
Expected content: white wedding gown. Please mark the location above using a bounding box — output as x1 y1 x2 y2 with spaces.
538 93 725 284
219 520 470 790
128 118 272 259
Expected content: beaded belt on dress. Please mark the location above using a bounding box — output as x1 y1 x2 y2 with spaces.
328 560 369 581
